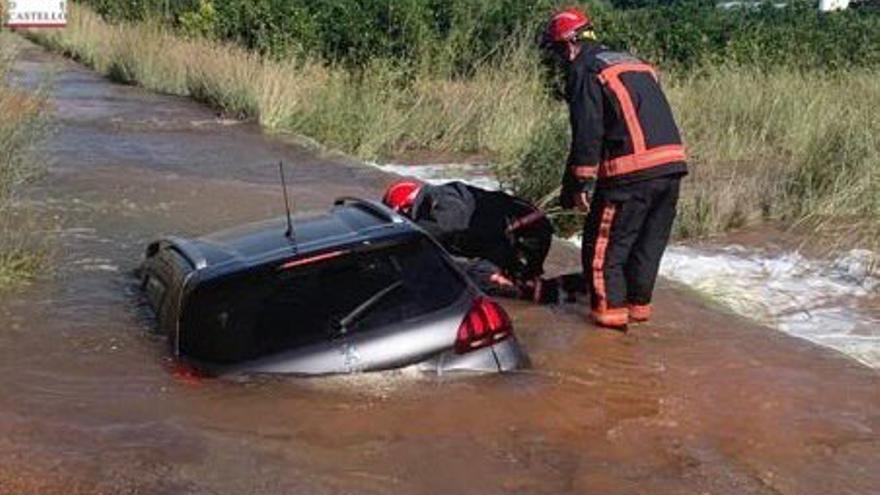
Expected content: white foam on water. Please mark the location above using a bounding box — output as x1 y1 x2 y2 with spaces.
368 162 880 368
659 245 880 368
365 161 501 191
71 257 121 273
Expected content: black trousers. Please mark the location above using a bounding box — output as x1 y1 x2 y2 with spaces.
581 175 681 316
510 215 554 280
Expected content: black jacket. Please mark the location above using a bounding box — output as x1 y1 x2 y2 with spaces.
563 43 687 205
410 182 552 278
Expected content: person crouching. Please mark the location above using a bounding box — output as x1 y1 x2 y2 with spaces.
382 180 554 300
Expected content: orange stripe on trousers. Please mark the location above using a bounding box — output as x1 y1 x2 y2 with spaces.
591 204 617 312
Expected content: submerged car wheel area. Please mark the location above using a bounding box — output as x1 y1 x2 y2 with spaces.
139 198 528 376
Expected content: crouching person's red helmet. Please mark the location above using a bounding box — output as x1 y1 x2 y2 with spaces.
382 180 422 214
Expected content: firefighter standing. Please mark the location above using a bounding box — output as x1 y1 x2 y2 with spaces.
542 8 688 329
382 180 554 298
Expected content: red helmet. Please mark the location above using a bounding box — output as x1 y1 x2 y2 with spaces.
382 180 422 213
544 8 592 44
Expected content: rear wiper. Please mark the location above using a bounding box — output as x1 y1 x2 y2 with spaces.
334 280 404 336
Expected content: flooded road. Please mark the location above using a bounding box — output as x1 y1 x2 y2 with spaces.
1 41 878 494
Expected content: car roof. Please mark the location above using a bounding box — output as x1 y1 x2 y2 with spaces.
157 198 421 270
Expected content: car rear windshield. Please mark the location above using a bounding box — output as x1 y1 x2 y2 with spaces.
254 237 468 350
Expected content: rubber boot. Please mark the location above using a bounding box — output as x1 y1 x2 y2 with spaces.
591 308 629 331
628 304 652 323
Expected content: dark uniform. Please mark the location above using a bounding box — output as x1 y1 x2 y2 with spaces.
563 43 688 327
409 182 554 283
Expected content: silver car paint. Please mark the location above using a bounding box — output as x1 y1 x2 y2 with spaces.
214 289 512 375
416 338 527 374
488 338 529 372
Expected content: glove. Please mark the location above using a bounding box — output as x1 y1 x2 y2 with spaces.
573 191 591 212
561 177 595 211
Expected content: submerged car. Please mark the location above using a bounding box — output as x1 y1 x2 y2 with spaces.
139 197 528 376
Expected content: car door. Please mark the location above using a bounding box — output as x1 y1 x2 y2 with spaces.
228 238 470 375
332 238 472 371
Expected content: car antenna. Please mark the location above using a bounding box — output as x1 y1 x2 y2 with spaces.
278 160 296 244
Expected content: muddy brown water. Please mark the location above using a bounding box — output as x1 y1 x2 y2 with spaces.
1 41 878 495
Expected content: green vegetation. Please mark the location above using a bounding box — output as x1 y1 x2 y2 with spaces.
79 0 880 71
29 2 880 249
0 33 49 290
0 216 45 290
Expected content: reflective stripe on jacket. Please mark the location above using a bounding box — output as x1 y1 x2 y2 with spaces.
564 44 688 191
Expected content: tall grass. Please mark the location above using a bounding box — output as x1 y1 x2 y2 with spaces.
28 4 880 250
0 32 49 290
667 67 880 244
0 38 44 203
32 4 552 160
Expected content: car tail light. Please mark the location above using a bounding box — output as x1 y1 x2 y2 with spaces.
170 360 204 386
455 297 513 354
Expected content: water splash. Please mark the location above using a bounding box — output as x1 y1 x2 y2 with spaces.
365 161 501 190
660 245 880 368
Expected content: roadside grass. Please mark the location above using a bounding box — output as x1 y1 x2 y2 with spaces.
29 5 551 159
0 213 45 290
667 66 880 247
0 252 42 288
1 32 49 291
28 4 880 251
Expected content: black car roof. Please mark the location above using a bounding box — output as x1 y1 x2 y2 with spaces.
155 198 420 271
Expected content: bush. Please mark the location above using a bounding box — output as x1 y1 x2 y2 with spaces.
79 0 880 71
594 2 880 70
82 0 201 22
179 0 218 39
204 0 569 73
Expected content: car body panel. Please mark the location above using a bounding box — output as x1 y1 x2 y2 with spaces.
139 198 527 376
